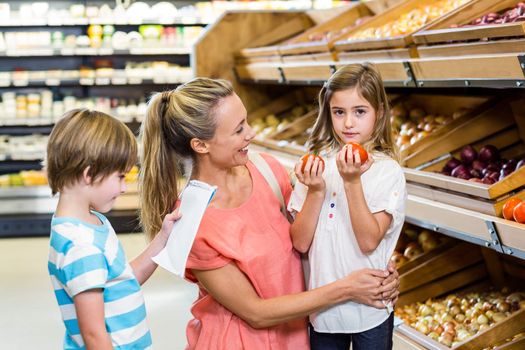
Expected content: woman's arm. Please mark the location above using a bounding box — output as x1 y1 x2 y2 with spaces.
192 262 395 329
74 289 113 350
130 209 181 284
290 156 326 253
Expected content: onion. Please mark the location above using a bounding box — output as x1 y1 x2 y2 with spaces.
443 157 461 172
452 165 471 179
482 176 496 185
516 158 525 170
503 159 517 171
471 160 487 172
460 145 478 165
478 145 500 163
470 168 482 179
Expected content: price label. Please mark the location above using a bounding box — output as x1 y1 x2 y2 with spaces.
13 80 29 87
60 48 75 56
127 78 143 85
79 78 94 85
95 77 110 85
111 77 127 85
45 79 60 86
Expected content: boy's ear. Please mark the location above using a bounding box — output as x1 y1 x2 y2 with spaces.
82 166 93 185
190 138 209 154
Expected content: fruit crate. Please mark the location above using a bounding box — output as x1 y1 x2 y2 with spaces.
403 96 525 202
332 0 475 53
394 240 525 350
249 90 317 156
236 14 314 62
277 2 375 58
414 0 525 48
392 94 494 162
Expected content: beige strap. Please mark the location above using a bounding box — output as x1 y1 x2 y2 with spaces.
249 152 289 220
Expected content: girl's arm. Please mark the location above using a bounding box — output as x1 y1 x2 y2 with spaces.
192 262 397 329
290 156 326 253
74 289 113 350
130 210 181 284
336 146 392 254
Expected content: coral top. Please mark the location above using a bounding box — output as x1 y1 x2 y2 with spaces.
185 154 309 350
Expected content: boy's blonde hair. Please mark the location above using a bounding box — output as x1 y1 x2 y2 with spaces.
309 63 398 160
139 78 233 240
46 109 137 195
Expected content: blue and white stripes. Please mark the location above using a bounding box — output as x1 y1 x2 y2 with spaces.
48 212 152 349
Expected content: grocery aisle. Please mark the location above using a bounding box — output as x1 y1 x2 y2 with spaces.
0 233 197 350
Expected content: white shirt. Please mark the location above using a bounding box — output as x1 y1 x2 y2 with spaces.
288 151 407 333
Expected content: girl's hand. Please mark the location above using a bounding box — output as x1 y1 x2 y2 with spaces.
159 207 182 241
294 155 326 193
336 144 373 184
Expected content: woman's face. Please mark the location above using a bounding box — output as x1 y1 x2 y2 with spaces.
206 93 256 168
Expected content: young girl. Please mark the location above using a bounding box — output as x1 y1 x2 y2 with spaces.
289 63 407 350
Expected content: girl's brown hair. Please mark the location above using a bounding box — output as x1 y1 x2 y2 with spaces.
139 78 233 240
46 109 137 195
309 63 398 160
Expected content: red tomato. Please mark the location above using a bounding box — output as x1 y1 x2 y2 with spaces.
346 142 369 163
514 201 525 224
300 154 325 173
502 198 522 221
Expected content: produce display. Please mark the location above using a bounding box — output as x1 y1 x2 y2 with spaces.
391 225 447 268
390 101 462 152
251 103 316 140
306 16 371 42
0 165 138 188
440 145 525 184
454 2 525 28
344 0 470 41
395 289 525 347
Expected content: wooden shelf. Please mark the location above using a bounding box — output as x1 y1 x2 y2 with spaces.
406 194 525 259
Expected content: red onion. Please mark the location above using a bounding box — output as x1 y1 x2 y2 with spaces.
452 165 471 179
478 145 500 163
460 145 478 165
443 157 462 172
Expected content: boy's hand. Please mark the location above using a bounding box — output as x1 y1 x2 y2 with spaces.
294 155 326 193
159 208 182 241
336 144 373 184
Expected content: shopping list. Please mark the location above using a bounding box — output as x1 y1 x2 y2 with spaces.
152 180 217 278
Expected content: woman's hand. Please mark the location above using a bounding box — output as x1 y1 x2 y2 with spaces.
336 144 373 184
338 268 392 309
383 260 400 305
295 155 325 193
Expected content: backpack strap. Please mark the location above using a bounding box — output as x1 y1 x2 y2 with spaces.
249 152 290 221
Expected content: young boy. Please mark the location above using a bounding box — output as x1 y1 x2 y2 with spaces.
46 109 180 349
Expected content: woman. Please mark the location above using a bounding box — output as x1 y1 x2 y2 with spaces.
138 78 399 349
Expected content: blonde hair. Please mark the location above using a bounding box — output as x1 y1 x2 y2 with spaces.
139 77 233 240
309 63 398 160
46 109 137 195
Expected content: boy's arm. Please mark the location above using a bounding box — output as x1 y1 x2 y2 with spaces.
130 210 181 285
74 289 113 350
290 156 325 253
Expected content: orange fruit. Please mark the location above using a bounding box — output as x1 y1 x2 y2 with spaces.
503 198 522 221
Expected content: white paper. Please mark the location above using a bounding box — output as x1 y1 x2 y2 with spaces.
152 180 217 277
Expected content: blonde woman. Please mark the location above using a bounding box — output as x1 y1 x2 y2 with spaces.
139 78 399 350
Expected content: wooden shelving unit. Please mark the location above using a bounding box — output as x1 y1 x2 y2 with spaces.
195 4 525 349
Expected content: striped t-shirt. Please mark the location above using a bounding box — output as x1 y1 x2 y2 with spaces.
48 211 152 349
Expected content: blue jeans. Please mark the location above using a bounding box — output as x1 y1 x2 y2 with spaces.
310 313 394 350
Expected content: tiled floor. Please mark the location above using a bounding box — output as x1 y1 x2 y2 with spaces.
0 233 197 350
